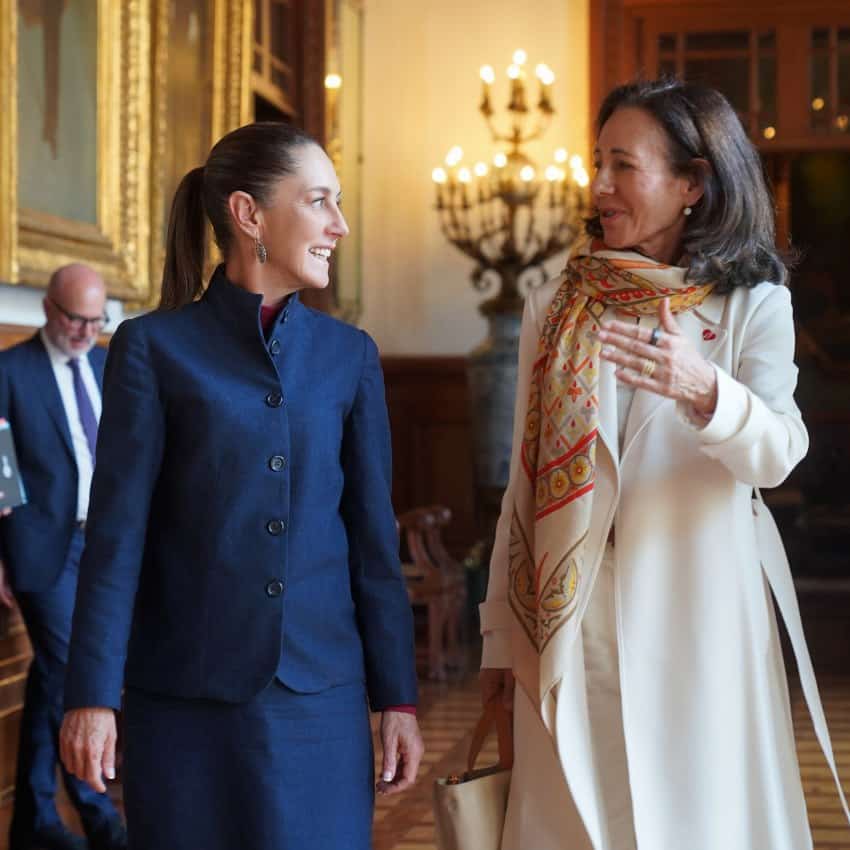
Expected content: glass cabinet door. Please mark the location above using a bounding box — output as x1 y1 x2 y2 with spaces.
655 27 777 141
810 26 850 135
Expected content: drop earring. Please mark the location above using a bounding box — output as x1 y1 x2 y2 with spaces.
683 206 693 217
255 238 268 264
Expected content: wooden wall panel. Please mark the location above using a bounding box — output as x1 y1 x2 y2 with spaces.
382 357 479 556
0 615 30 801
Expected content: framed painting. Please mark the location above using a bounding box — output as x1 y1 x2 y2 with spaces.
0 0 251 302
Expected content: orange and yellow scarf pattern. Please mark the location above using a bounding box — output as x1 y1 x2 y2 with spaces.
508 244 714 695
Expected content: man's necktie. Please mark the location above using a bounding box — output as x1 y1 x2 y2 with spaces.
68 358 98 460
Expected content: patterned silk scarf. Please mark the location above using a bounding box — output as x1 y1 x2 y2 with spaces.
508 242 715 717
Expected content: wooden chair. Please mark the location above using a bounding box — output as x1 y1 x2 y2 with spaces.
397 505 467 680
423 505 468 671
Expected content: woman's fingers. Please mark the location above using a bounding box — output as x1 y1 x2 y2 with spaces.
658 297 681 334
377 711 424 796
59 708 116 793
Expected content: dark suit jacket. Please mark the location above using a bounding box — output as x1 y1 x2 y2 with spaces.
0 334 106 592
65 267 417 712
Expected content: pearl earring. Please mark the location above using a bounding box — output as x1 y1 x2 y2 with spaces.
683 206 693 217
255 238 268 264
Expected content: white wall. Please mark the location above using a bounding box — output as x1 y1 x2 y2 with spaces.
0 282 124 331
360 0 589 355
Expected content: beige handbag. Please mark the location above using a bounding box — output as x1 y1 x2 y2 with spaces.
433 698 514 850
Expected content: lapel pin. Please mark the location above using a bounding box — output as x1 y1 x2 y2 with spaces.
702 329 717 341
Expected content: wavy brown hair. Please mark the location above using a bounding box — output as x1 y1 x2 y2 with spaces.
587 78 788 292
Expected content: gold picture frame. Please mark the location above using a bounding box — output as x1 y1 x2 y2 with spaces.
0 0 251 304
148 0 252 305
325 0 364 323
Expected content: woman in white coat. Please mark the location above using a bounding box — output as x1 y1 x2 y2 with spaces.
480 79 847 850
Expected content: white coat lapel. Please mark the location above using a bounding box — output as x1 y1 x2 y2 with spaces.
597 355 619 472
621 294 728 464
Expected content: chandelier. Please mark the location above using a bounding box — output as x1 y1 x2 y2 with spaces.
431 50 590 316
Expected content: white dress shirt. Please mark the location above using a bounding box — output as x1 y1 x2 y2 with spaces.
40 329 102 521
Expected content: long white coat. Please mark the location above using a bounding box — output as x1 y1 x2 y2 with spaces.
480 273 841 850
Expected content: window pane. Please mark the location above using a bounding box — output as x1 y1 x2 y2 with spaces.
812 28 830 51
271 63 292 97
811 52 830 130
758 30 776 51
685 31 749 52
658 33 676 53
839 54 850 133
254 0 262 44
759 54 777 129
685 57 750 113
270 0 293 65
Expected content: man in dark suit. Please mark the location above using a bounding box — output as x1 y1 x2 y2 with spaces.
0 265 127 850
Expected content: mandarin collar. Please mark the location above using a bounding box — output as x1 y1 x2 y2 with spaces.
202 265 302 340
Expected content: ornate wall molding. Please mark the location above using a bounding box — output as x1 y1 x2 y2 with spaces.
9 1 151 300
2 0 251 304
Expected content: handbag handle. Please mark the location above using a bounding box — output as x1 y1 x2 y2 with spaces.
466 698 514 773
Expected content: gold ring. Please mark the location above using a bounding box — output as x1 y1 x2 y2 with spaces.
641 358 656 378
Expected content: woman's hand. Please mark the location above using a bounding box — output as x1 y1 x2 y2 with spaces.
376 710 424 796
480 668 515 713
599 297 718 416
59 707 117 793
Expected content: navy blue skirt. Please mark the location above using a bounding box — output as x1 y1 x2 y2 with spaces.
122 680 374 850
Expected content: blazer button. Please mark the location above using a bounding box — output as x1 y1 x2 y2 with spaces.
269 339 281 355
265 391 283 408
269 455 287 472
266 579 284 597
266 519 287 535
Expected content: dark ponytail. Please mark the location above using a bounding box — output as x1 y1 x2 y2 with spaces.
161 166 206 310
159 122 320 310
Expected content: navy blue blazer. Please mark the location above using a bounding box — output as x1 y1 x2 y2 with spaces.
0 334 106 592
65 268 417 712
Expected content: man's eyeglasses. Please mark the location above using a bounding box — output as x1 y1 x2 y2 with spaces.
48 297 109 333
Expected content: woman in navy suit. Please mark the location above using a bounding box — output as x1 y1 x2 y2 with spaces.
58 123 423 850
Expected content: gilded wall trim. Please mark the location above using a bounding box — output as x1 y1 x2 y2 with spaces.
14 1 151 300
0 0 18 284
3 0 251 304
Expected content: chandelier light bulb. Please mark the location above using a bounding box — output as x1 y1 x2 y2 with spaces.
445 146 464 166
507 64 521 80
480 65 495 84
324 73 342 90
535 64 555 85
575 168 590 187
458 167 472 183
554 148 568 163
474 162 489 177
432 167 448 184
520 165 535 182
513 49 527 66
545 165 560 182
493 152 508 168
812 97 825 111
569 154 583 170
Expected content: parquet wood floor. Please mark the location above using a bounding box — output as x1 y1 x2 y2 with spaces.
374 674 850 850
0 673 846 848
